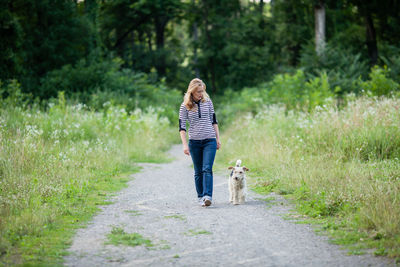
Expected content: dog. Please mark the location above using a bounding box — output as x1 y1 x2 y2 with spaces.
228 160 249 205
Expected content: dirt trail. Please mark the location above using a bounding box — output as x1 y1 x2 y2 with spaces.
65 145 394 266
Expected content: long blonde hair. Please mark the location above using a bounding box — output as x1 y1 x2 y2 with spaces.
183 78 210 111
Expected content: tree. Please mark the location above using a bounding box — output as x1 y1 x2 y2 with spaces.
314 0 325 55
2 0 94 95
0 0 22 80
271 0 314 66
100 0 183 77
344 0 399 66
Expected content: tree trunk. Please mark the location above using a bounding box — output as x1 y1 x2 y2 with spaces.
116 28 126 65
365 14 378 65
131 32 135 71
314 1 325 56
145 31 152 52
154 17 168 77
259 0 264 15
259 0 265 31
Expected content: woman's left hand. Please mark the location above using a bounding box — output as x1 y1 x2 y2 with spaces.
217 140 221 150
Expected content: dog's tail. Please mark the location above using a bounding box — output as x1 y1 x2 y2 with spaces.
235 159 242 167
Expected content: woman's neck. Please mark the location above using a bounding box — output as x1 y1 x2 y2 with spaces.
192 97 201 103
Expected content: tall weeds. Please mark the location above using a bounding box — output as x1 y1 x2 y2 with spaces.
0 95 177 264
218 97 400 257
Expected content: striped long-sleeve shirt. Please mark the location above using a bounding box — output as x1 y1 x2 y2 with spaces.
179 99 218 140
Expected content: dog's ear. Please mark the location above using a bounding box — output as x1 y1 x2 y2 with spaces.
243 167 249 172
228 166 234 170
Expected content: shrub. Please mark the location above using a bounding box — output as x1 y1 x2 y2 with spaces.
300 43 369 94
216 70 334 126
40 60 182 124
358 66 400 96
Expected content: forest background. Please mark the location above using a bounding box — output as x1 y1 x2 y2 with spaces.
1 0 400 265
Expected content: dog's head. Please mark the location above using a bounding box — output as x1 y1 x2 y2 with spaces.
228 160 249 181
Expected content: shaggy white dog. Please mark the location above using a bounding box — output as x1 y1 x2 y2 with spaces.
228 160 249 205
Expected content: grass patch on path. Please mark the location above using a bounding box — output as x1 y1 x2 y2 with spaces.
125 210 143 216
106 227 153 248
184 229 212 236
164 214 186 221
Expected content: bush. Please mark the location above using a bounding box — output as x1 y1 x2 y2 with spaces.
300 43 369 94
40 58 115 99
379 42 400 84
40 59 182 124
358 66 400 96
216 70 334 126
0 79 33 108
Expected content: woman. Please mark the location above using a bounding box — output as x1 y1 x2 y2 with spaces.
179 78 221 207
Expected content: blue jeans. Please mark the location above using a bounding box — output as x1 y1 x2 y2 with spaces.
189 138 217 199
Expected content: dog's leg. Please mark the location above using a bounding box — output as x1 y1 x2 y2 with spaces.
239 181 246 203
233 187 239 205
229 179 233 203
240 180 247 204
239 189 245 203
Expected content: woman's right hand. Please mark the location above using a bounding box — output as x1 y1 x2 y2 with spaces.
183 145 190 155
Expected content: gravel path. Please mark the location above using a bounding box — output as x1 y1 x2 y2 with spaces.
65 145 394 267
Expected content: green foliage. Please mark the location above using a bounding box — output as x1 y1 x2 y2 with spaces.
267 70 308 109
358 66 400 96
294 184 343 217
3 0 96 93
271 0 314 66
300 43 369 94
0 79 32 108
268 70 334 110
304 72 334 110
216 70 334 126
0 1 22 80
218 10 276 89
99 0 184 84
40 59 182 123
3 0 400 97
380 43 400 84
40 58 115 98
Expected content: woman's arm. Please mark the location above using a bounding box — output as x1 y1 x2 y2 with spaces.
180 130 190 155
208 99 221 150
213 124 221 150
179 103 189 155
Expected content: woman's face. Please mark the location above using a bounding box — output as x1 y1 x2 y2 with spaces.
192 86 204 101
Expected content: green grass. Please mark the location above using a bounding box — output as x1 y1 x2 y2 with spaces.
164 214 186 221
0 98 178 266
216 96 400 260
184 229 212 236
106 227 153 248
125 210 143 216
